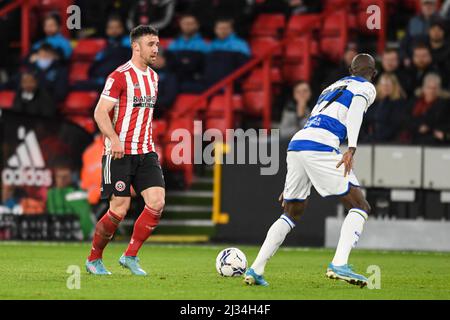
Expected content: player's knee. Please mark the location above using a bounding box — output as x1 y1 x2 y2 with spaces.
357 200 371 215
146 197 165 213
110 197 130 216
285 202 305 222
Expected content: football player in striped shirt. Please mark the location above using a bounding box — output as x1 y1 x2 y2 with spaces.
86 25 165 276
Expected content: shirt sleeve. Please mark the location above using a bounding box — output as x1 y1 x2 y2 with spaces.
346 95 367 148
101 71 124 103
353 82 377 112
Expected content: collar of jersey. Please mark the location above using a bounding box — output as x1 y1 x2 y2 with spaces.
342 75 368 82
130 60 150 76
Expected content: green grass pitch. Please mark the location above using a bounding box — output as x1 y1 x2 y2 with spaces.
0 242 449 300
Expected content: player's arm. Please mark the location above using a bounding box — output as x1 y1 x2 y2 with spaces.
336 95 367 176
94 98 124 160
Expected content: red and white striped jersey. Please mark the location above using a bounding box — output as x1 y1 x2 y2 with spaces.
100 60 159 155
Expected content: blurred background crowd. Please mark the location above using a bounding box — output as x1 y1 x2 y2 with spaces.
1 0 450 240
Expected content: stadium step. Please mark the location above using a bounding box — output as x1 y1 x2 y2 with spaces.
147 170 215 243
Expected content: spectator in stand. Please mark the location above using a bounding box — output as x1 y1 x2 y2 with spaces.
279 81 312 138
31 13 72 61
28 43 69 102
167 14 210 93
400 0 440 65
152 48 178 118
204 18 251 87
12 70 56 118
321 43 358 90
404 43 438 96
409 73 450 144
75 15 131 91
428 18 450 84
362 73 408 143
374 48 408 91
47 163 95 239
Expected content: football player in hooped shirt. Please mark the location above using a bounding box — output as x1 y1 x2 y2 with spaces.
86 25 164 276
245 54 378 288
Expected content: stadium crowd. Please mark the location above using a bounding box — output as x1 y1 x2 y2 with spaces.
1 0 450 235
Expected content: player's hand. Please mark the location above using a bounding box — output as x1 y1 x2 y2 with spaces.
278 192 285 208
336 148 355 177
111 137 124 160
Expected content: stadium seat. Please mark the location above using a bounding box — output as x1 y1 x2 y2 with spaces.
164 117 195 143
250 14 286 38
69 62 91 83
62 91 98 115
205 117 228 135
320 10 348 62
72 39 107 61
159 38 173 49
0 90 16 109
66 115 96 134
282 60 312 84
152 119 168 143
242 67 282 91
285 14 322 38
206 94 243 117
169 94 207 117
243 90 265 116
250 38 282 58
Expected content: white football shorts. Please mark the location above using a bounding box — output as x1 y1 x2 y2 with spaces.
283 150 360 201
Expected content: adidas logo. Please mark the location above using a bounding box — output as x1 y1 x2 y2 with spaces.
2 127 52 187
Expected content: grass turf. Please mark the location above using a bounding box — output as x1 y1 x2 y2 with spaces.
0 242 449 300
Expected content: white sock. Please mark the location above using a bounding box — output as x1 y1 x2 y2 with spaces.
251 214 295 275
332 208 368 266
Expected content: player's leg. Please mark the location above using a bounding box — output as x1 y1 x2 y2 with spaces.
245 152 311 286
120 153 165 275
86 155 132 275
327 185 370 287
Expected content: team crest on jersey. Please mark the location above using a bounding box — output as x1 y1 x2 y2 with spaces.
115 181 126 192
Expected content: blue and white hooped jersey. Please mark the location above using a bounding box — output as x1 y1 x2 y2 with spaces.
288 76 377 152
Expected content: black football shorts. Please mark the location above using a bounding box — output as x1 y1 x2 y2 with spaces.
101 152 165 199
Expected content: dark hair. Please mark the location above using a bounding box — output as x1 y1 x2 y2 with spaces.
44 12 61 26
383 47 398 55
180 13 198 21
215 17 234 26
130 25 158 42
413 42 431 52
292 80 309 89
107 14 124 24
38 43 57 53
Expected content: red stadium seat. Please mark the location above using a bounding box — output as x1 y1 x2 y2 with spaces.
205 117 228 135
151 119 168 142
250 14 286 38
243 90 265 116
159 38 173 49
69 62 91 83
242 67 282 91
207 94 243 117
170 94 207 117
62 91 98 115
164 117 195 143
282 61 312 84
320 10 348 62
0 90 16 109
250 38 282 58
65 115 96 134
285 14 322 37
72 39 107 61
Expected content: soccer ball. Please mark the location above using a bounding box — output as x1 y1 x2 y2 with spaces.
216 247 247 277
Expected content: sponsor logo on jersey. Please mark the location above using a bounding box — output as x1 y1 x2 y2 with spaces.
133 95 156 108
